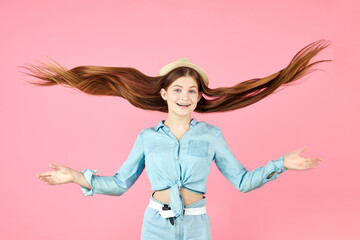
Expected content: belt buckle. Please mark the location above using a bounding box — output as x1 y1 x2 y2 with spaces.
162 204 174 226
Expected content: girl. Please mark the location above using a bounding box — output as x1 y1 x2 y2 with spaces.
24 39 329 240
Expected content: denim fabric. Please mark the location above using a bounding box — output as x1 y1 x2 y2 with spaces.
140 193 212 240
80 118 287 220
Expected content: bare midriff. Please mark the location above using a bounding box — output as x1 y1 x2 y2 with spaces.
153 187 204 206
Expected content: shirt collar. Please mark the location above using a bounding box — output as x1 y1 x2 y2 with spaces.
155 118 198 131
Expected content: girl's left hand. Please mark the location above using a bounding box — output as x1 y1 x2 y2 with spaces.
283 146 322 171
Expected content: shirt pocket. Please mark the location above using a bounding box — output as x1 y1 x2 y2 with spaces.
188 140 209 157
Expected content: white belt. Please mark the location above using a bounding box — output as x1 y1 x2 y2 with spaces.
148 198 207 218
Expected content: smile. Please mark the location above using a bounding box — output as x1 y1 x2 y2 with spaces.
177 103 191 108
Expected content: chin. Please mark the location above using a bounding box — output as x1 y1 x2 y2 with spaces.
174 111 193 117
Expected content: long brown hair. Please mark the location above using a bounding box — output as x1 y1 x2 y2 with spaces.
19 39 331 113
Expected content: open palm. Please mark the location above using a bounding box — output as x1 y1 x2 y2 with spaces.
284 146 323 171
37 163 74 185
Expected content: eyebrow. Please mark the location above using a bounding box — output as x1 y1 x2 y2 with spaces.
172 85 197 88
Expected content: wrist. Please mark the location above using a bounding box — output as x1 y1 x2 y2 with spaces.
71 169 81 184
283 155 288 170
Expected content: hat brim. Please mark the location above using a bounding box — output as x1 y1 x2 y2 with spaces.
157 61 209 86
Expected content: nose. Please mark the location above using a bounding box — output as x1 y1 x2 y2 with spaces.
180 91 189 100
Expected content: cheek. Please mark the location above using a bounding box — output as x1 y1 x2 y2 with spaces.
167 94 178 102
191 95 199 102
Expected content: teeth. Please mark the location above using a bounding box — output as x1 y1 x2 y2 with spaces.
178 103 190 107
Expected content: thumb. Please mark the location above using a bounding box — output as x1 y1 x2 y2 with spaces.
297 146 307 154
49 163 58 169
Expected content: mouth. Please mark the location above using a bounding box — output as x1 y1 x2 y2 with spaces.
177 103 191 108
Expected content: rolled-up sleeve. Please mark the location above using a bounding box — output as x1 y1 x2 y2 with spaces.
213 127 287 193
80 131 145 196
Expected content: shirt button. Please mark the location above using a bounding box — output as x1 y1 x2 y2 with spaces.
176 142 179 145
175 157 178 160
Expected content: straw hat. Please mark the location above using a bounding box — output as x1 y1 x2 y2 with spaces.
157 58 209 86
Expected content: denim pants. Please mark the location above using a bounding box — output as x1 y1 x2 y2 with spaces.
141 192 212 240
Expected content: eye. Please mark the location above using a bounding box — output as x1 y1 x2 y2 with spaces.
190 90 196 94
174 89 181 92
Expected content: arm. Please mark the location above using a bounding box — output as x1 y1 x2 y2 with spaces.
37 131 145 196
213 127 287 193
80 131 145 196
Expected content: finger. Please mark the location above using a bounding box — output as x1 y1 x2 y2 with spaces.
305 159 321 169
36 173 44 179
42 176 56 185
49 163 59 169
310 158 322 164
39 175 53 182
37 172 53 177
46 179 55 185
304 159 314 168
40 177 52 184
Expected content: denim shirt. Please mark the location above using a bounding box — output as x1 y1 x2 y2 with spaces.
80 118 287 219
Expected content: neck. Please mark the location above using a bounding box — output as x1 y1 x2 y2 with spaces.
164 114 193 130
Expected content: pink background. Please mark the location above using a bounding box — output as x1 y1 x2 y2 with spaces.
1 0 358 239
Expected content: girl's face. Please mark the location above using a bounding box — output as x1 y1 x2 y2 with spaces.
160 76 202 118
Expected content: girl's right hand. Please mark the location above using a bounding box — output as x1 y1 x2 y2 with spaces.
37 163 75 185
